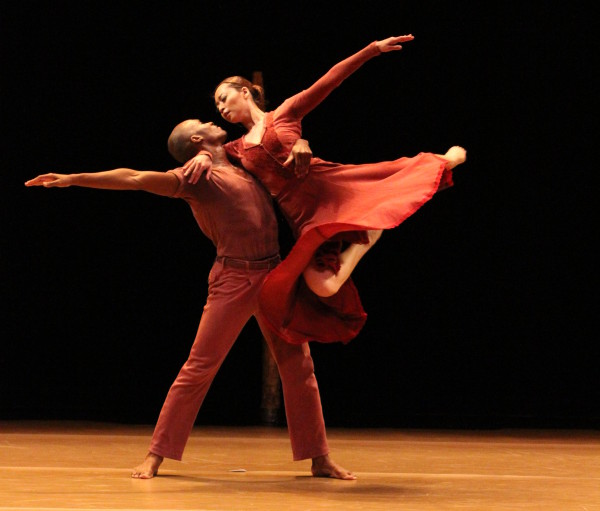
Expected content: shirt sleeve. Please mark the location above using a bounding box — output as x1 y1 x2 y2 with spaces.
166 167 186 198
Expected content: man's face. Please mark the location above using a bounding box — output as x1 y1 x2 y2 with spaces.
192 120 226 142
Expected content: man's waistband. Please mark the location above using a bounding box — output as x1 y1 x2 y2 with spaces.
214 254 281 270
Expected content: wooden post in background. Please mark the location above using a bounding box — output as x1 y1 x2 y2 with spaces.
253 70 282 426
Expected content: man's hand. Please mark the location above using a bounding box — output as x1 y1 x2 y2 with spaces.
25 173 72 187
183 153 213 184
283 138 312 178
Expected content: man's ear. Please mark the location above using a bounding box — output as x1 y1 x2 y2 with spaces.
190 134 204 144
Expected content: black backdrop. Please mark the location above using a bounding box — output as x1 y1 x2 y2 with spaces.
2 2 596 429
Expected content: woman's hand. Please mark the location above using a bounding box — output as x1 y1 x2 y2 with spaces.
183 153 213 184
376 34 414 53
283 138 312 178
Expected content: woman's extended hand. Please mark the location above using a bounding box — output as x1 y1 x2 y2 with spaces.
376 34 414 53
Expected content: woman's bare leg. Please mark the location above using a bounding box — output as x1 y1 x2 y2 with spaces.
303 230 383 297
303 146 465 298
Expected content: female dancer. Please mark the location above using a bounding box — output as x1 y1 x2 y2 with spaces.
183 34 466 345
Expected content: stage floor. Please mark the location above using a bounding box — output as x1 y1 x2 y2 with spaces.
1 421 599 510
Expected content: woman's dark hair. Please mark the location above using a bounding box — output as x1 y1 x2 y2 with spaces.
215 76 266 111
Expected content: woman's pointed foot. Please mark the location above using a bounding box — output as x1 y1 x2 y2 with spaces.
443 146 467 169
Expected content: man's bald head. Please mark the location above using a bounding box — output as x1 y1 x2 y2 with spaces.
168 120 201 164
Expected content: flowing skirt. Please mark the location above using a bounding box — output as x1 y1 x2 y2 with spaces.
259 152 452 345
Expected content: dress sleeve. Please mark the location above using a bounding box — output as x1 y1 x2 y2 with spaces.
223 140 243 167
275 41 381 122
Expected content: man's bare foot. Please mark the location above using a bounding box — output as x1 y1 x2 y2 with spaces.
131 452 163 479
443 146 467 169
311 454 357 480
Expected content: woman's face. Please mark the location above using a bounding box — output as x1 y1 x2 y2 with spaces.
214 84 247 124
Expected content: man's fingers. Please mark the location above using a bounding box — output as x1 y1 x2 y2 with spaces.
282 155 294 168
25 176 50 186
295 168 307 177
294 165 309 178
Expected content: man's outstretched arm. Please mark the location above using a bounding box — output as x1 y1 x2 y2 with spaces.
25 168 179 197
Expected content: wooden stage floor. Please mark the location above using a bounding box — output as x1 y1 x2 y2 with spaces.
1 421 598 510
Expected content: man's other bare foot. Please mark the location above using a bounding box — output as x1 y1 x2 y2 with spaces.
131 452 163 479
311 454 357 480
443 146 467 169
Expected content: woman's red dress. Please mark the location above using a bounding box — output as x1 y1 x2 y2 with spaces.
224 42 453 344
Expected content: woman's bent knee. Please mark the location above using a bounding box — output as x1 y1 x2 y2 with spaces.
303 269 340 297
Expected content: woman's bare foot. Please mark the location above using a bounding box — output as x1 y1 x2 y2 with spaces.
311 454 357 480
443 146 467 169
131 452 163 479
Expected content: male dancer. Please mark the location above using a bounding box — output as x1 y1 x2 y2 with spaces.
26 119 355 480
